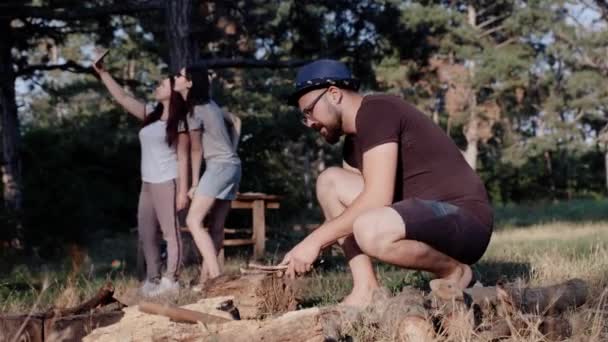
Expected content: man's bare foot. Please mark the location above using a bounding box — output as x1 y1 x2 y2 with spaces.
340 285 379 308
441 263 473 290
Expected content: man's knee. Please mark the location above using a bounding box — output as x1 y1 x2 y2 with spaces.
316 167 343 199
353 208 404 258
353 212 384 257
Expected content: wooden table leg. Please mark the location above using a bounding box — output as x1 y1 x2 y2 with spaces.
252 199 265 259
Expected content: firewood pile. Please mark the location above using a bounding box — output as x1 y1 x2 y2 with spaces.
81 271 590 342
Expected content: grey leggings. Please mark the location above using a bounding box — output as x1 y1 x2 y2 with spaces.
137 179 183 281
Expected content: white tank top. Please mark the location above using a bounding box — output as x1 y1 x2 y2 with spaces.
138 105 178 183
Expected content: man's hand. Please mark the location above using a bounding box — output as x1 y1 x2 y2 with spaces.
92 57 106 75
279 238 321 279
176 191 189 210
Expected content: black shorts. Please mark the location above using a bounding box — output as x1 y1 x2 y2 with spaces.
391 198 492 265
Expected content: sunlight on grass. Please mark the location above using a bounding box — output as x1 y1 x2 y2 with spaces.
1 221 607 341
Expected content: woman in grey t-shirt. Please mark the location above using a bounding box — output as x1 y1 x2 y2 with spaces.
174 65 241 283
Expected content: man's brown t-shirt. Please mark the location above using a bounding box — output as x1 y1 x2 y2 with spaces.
343 94 493 228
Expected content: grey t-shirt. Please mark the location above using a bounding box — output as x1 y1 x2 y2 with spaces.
180 100 240 163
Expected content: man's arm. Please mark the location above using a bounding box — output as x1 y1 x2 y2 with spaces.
342 160 361 175
305 142 398 248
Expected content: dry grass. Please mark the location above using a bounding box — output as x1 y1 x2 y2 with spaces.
301 222 608 341
1 222 607 341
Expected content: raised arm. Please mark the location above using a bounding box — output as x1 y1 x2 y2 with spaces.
93 63 146 120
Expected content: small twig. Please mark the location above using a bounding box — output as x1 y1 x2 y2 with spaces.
247 263 288 271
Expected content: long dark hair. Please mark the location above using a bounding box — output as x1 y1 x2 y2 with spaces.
142 76 187 147
184 64 210 116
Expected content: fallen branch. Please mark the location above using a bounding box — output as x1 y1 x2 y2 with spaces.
50 282 118 318
138 301 232 324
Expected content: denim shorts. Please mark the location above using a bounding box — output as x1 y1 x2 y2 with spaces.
196 161 241 200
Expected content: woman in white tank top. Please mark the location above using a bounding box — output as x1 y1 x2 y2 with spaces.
93 56 188 296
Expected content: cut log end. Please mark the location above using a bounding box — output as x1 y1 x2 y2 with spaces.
203 274 300 319
539 317 572 341
398 315 435 342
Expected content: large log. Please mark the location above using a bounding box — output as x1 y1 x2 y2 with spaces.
202 274 300 319
204 308 326 342
194 287 435 342
429 278 585 341
375 287 435 341
539 316 572 341
500 279 588 315
430 278 588 316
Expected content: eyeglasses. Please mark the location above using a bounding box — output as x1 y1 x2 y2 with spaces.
298 88 329 125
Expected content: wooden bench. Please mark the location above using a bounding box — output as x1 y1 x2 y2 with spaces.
180 192 281 260
135 192 280 277
223 192 281 259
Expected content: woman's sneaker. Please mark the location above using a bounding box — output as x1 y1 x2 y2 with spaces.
149 277 179 296
139 279 160 297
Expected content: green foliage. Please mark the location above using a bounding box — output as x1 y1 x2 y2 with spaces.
20 111 141 253
3 0 608 254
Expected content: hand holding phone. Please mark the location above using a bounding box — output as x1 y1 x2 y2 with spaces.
92 49 110 74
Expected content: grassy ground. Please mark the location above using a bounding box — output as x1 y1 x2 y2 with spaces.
493 198 608 228
299 222 608 341
1 207 607 340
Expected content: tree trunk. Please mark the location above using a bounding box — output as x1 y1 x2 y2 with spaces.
0 19 24 248
545 150 557 200
462 5 480 171
604 147 608 193
164 0 199 73
463 116 479 170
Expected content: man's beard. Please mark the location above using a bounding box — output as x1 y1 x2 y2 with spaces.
324 128 341 144
323 105 343 145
